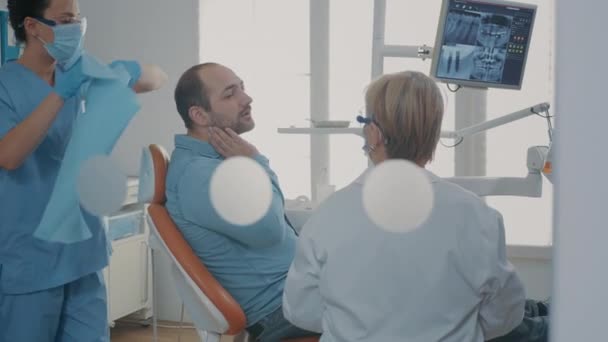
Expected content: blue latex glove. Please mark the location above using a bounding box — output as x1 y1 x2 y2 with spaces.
109 60 142 88
54 58 88 100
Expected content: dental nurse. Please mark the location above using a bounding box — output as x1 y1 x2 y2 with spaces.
0 0 166 341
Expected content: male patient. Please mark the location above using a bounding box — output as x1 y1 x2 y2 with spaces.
165 63 318 342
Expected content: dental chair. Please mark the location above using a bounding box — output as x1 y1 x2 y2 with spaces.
139 144 319 342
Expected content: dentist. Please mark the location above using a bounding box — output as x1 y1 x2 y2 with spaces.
283 71 527 342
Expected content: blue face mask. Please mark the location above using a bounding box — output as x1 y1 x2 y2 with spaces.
36 18 87 70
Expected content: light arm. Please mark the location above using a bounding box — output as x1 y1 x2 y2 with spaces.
445 146 549 197
442 102 551 140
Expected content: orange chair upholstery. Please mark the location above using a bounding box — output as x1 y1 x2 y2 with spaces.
142 144 246 340
142 144 320 342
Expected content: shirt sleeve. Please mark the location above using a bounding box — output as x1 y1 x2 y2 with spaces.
0 82 18 140
177 158 288 248
282 218 325 333
477 211 527 340
252 153 284 202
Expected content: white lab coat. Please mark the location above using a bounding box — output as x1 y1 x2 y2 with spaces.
283 168 526 342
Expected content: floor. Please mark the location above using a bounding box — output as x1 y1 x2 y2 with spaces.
110 321 237 342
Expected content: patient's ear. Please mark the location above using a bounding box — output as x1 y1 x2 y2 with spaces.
188 106 211 126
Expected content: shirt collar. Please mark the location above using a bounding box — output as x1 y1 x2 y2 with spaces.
174 134 222 159
354 163 440 185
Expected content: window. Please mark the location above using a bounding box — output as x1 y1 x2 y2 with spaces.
329 0 554 246
329 0 456 188
484 0 554 246
200 0 311 199
327 0 374 188
200 0 555 246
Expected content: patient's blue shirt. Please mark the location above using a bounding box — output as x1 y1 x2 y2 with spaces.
165 134 297 327
0 62 109 294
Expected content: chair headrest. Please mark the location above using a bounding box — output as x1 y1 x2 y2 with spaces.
138 144 169 205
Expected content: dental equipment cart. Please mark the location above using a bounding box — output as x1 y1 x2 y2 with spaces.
103 177 154 327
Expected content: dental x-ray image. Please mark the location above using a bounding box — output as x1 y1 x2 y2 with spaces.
443 11 481 46
432 0 536 89
477 14 512 48
437 10 513 84
436 45 477 80
471 47 507 82
437 45 507 83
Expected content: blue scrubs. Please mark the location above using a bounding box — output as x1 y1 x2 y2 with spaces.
0 61 110 341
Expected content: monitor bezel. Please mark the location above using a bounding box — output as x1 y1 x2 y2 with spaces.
429 0 538 90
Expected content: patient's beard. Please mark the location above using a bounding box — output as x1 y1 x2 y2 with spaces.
209 112 253 135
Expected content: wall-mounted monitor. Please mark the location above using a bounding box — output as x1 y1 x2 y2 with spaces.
430 0 537 90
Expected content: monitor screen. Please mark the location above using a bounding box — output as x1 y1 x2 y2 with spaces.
430 0 537 90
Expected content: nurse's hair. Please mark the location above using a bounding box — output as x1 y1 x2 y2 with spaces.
7 0 51 43
365 71 444 164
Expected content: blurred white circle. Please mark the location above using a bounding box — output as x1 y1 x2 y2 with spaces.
77 155 127 216
210 156 273 226
362 160 434 233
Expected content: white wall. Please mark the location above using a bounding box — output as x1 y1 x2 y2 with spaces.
552 1 608 341
80 0 198 177
199 0 312 200
80 0 200 322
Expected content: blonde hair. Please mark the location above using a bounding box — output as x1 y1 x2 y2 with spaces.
365 71 444 163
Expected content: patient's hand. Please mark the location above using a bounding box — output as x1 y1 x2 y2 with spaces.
208 127 259 158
